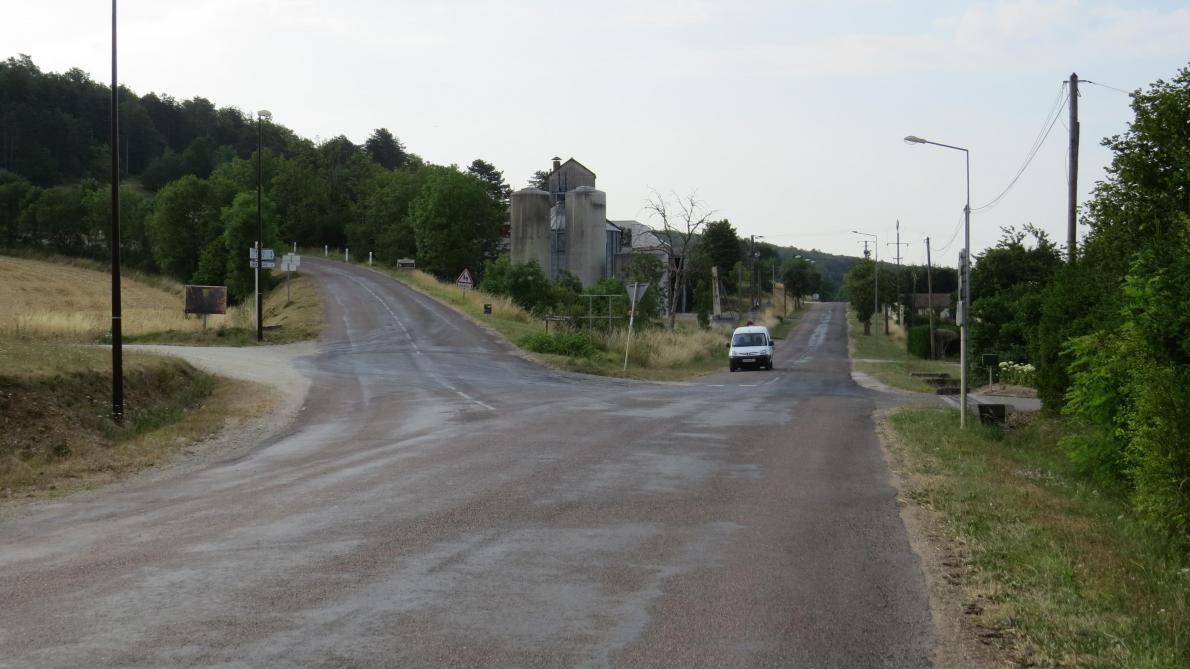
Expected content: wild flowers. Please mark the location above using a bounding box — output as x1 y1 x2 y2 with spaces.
998 360 1037 387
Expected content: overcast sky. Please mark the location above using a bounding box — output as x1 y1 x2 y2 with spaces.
5 1 1188 265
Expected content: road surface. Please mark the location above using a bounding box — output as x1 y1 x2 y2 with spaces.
0 259 932 667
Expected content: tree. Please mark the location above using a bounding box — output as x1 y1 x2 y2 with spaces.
1051 65 1190 539
146 175 221 281
365 128 406 170
701 219 741 289
527 170 549 190
969 225 1061 362
467 159 511 204
219 191 280 301
644 190 714 329
781 257 821 311
410 167 503 279
842 260 896 335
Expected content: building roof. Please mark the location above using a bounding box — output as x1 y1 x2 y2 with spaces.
547 157 597 180
911 293 952 309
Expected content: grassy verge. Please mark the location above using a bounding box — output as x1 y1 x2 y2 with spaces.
847 310 959 392
885 408 1187 667
0 337 270 501
323 254 730 380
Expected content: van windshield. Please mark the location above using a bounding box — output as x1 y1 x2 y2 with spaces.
732 333 767 347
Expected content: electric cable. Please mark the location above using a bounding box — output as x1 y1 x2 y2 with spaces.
972 81 1068 212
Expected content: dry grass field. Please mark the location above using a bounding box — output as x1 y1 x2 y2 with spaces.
0 255 319 343
0 255 237 338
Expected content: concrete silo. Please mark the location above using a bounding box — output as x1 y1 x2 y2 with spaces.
565 186 607 288
509 188 552 272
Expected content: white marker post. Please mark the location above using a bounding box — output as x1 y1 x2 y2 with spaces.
369 251 373 266
345 248 349 263
622 282 649 371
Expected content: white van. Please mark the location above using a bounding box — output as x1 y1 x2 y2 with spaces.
727 325 774 372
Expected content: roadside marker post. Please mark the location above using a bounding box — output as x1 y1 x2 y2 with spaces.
369 251 373 266
345 248 349 263
622 282 650 371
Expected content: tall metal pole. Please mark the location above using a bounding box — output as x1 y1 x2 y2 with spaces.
255 114 264 342
961 150 971 428
1067 72 1079 262
925 236 936 361
110 0 124 421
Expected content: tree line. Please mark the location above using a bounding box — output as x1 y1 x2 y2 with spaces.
0 55 508 300
842 65 1190 542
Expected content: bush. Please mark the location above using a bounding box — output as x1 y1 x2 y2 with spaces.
907 324 931 359
519 331 598 359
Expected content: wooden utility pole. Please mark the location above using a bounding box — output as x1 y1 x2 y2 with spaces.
925 236 936 360
1067 72 1079 262
110 0 124 421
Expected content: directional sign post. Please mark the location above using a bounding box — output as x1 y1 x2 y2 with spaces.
281 253 301 302
622 282 650 371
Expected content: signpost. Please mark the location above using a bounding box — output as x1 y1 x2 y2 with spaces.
250 247 274 340
183 285 227 330
397 258 416 269
622 282 650 371
281 253 301 302
456 268 475 291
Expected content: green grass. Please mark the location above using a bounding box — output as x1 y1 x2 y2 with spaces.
847 310 959 392
887 408 1188 667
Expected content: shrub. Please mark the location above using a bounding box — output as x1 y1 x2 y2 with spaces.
997 360 1037 387
907 324 931 359
519 331 598 359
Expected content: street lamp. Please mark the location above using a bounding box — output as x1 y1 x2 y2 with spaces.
852 230 879 335
905 134 971 428
256 109 272 342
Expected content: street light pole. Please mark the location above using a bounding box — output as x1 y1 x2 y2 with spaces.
905 134 971 428
255 109 272 342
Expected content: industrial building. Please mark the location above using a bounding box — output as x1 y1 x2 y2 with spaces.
510 157 628 288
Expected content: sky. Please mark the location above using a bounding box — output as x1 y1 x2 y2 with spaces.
4 1 1188 267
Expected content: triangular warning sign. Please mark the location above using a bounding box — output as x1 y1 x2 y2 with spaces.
455 268 475 288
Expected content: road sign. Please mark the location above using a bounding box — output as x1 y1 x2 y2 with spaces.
626 282 650 307
281 253 300 272
249 248 276 261
456 268 475 289
397 258 416 269
249 260 276 269
183 285 228 315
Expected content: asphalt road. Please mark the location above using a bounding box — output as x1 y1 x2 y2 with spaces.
0 259 932 667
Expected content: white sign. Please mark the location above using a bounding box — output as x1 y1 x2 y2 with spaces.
250 260 276 269
249 248 276 261
281 254 301 272
456 268 475 289
626 282 650 307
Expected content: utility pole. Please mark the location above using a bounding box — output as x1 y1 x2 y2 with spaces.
888 220 909 325
109 0 123 421
1067 72 1080 262
925 236 936 360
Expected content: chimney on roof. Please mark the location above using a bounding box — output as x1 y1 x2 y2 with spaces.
552 156 561 171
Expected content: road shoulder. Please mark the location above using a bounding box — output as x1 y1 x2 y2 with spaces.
874 409 1011 669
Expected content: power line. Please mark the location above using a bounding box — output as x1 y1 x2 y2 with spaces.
1083 79 1132 96
934 210 965 253
972 81 1068 212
